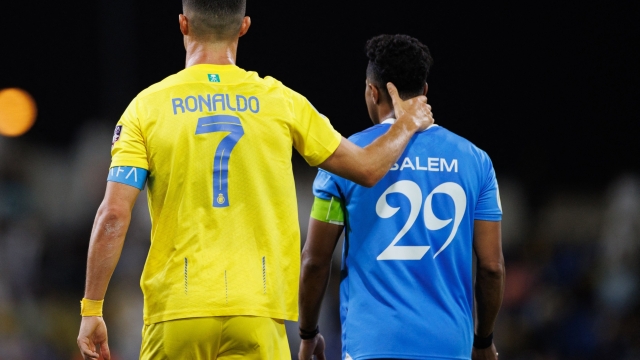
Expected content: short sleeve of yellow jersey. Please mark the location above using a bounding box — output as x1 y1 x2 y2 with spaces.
110 98 149 170
288 91 342 166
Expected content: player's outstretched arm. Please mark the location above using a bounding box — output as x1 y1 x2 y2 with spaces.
472 220 505 360
298 218 344 360
77 181 140 360
318 83 433 188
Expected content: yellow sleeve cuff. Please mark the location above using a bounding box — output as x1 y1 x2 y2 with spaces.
80 298 104 317
306 131 342 167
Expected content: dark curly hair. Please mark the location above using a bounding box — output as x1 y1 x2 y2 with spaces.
366 34 433 99
182 0 246 40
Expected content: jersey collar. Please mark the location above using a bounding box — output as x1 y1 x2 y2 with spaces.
380 118 439 131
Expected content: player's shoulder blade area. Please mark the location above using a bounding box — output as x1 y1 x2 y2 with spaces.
348 123 392 147
439 125 475 145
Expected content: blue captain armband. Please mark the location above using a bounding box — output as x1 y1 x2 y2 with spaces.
107 166 148 190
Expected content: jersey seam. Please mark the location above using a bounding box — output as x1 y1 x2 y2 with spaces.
473 215 502 221
143 308 296 325
109 161 150 171
137 78 274 100
306 131 341 166
352 354 469 360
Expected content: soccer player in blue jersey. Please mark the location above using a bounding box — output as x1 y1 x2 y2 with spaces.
298 34 505 360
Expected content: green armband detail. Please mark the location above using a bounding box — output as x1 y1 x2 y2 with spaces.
310 196 345 225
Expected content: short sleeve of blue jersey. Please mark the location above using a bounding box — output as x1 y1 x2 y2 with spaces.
313 169 342 200
474 153 502 221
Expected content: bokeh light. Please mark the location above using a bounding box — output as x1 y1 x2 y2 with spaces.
0 87 38 137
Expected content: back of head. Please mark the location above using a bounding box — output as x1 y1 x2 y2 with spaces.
182 0 246 41
366 34 433 100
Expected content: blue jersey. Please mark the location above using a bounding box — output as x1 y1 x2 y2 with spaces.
312 122 502 360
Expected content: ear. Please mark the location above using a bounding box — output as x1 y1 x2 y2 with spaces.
369 82 380 105
423 82 428 96
179 14 189 36
239 16 251 37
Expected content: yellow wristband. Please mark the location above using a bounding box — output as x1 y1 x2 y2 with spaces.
80 298 104 317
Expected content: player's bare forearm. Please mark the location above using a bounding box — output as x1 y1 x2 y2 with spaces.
298 218 344 332
84 182 140 300
473 220 505 337
318 83 433 187
298 256 330 332
320 118 419 187
475 267 504 336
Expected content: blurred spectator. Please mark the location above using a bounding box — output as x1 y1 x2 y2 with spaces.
598 175 640 313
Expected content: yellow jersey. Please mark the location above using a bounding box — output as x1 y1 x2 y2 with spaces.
110 64 341 325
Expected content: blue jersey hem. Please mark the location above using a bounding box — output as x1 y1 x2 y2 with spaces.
473 214 502 221
349 353 470 360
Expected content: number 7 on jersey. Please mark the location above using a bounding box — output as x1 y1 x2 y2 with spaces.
195 115 244 207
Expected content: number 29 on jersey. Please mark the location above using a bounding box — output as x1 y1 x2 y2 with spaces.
376 180 467 261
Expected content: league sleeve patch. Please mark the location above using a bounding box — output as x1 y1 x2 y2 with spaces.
111 125 123 148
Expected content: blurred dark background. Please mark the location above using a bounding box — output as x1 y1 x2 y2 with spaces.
1 1 639 359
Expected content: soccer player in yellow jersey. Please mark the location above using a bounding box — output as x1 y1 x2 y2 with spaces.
76 1 433 359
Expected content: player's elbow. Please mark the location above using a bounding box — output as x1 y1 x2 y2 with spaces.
360 174 379 188
478 261 505 280
96 202 131 225
354 166 383 188
300 252 330 275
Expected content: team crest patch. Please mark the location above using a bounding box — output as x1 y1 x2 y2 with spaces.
112 125 122 148
208 74 221 82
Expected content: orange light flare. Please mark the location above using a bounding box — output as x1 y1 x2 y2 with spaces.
0 88 38 137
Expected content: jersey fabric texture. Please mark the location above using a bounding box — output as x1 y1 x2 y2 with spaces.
312 121 502 360
110 64 342 325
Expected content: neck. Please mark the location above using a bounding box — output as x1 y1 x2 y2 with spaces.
185 39 239 68
375 104 396 124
